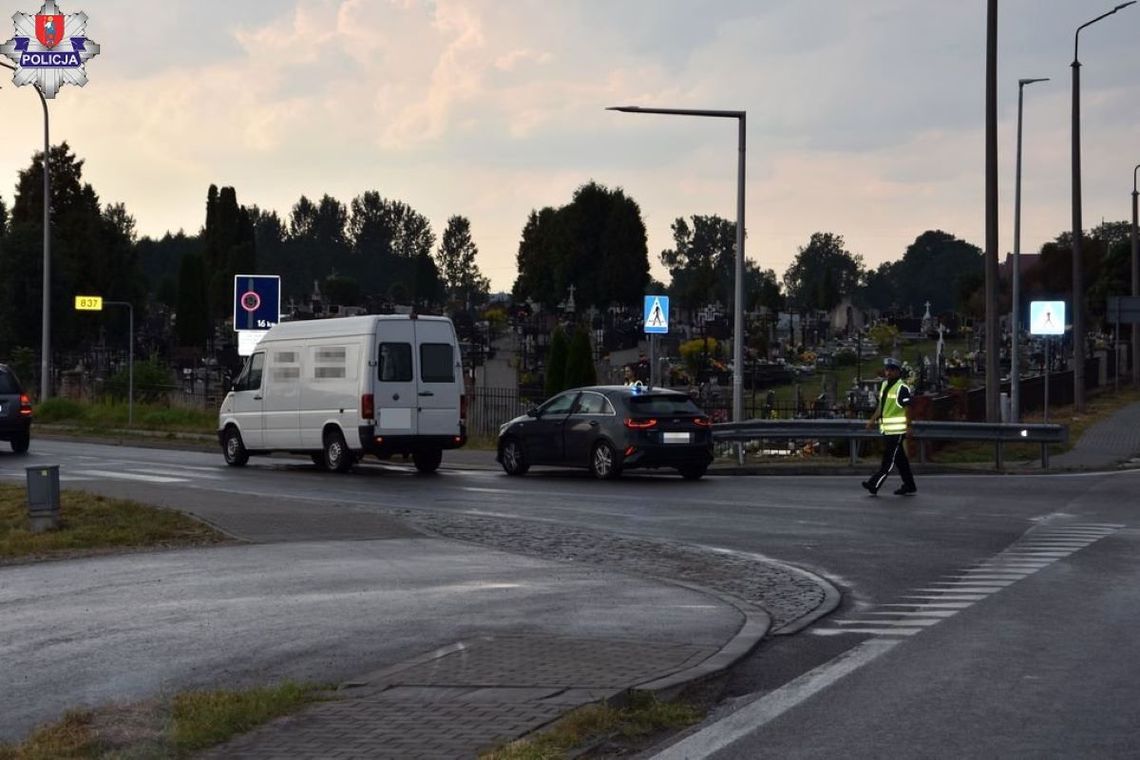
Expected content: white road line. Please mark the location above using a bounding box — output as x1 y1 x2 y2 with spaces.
132 468 225 480
811 628 922 636
837 618 943 627
866 610 959 618
882 602 974 609
901 594 989 601
914 586 1006 593
69 469 186 484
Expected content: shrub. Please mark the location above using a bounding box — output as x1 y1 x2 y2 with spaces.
32 397 87 423
834 348 857 367
544 326 569 397
105 358 176 403
564 327 597 388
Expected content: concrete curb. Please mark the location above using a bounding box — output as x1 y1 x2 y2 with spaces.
632 580 771 699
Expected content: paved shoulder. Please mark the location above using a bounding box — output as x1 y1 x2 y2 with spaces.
1052 400 1140 469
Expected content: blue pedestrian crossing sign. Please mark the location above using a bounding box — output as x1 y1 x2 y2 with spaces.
644 295 669 335
233 274 281 331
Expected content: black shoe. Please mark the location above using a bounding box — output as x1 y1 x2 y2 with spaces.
893 485 917 496
862 480 878 496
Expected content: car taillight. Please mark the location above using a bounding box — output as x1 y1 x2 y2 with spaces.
460 394 467 424
693 417 712 427
361 393 374 420
19 394 32 416
624 418 657 429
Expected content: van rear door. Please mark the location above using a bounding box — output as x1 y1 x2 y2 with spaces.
414 319 461 437
375 321 418 437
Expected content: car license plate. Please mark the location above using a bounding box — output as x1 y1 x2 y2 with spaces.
663 432 690 444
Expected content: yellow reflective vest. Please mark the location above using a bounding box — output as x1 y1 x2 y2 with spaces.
878 379 909 435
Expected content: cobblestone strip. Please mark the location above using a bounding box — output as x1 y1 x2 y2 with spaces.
198 637 710 760
387 509 833 631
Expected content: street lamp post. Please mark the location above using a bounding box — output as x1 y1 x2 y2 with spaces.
1011 77 1049 423
1071 1 1135 413
1133 163 1140 386
0 60 51 401
607 105 747 425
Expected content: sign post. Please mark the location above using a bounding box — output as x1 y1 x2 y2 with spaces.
74 295 132 426
644 295 669 388
1030 300 1065 423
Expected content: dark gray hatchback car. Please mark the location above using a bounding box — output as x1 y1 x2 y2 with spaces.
496 385 714 480
0 364 32 453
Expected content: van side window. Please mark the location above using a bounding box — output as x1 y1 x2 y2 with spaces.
243 352 265 391
378 343 412 382
420 343 454 383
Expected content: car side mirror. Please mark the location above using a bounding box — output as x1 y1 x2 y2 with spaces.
527 406 539 418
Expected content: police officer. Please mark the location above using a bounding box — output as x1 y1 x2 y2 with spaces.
862 357 917 496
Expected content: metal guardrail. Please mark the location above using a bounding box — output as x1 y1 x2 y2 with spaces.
712 419 1068 469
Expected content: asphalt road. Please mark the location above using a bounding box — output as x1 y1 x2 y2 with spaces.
3 440 1138 757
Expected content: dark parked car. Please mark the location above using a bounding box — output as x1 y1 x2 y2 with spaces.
496 385 713 480
0 364 32 453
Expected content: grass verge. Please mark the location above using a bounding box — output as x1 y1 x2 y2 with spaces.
0 682 330 760
479 691 703 760
0 484 230 562
34 398 216 435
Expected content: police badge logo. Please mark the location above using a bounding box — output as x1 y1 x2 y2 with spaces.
0 1 100 99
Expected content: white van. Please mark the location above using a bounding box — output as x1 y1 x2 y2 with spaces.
217 314 466 473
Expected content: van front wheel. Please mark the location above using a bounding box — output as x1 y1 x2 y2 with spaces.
223 428 248 467
413 449 442 474
323 430 354 473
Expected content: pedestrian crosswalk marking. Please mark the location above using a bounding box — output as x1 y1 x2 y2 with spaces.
811 522 1124 639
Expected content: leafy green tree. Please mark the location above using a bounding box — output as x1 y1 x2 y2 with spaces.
564 327 597 388
203 185 257 319
136 231 201 298
863 230 985 316
513 182 649 309
748 266 784 313
514 207 564 307
347 192 439 305
0 143 143 354
175 252 210 349
544 325 569 396
437 215 490 308
279 194 349 301
783 232 864 313
322 275 361 307
660 215 735 310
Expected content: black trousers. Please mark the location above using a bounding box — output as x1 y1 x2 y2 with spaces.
869 434 915 491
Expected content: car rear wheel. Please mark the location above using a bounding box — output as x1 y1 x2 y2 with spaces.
589 441 622 480
500 438 529 476
11 431 29 454
678 464 707 481
323 429 354 473
222 427 248 467
310 453 328 470
413 449 442 474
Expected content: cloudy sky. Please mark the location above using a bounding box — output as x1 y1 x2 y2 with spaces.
2 0 1139 292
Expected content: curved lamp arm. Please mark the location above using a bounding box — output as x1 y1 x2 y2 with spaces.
1075 2 1136 62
